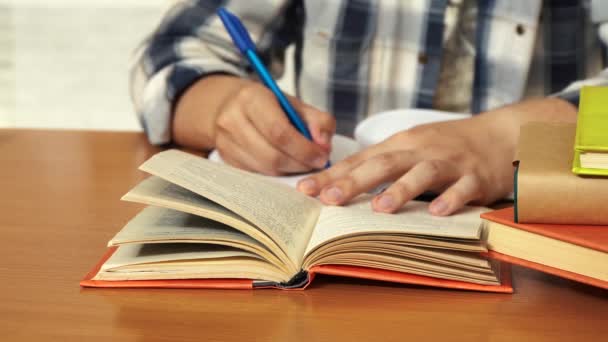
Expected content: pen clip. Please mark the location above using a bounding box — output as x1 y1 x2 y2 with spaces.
217 8 256 54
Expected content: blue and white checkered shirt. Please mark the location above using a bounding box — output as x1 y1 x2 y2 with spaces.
131 0 608 145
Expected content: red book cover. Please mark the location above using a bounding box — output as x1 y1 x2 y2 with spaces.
482 207 608 253
481 207 608 290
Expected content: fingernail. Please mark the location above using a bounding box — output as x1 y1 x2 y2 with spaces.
429 199 449 216
298 179 317 194
313 156 328 169
324 186 343 203
375 194 395 212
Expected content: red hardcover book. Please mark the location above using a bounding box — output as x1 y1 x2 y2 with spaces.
481 207 608 290
81 150 513 294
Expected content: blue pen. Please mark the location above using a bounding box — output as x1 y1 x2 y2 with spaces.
217 8 330 167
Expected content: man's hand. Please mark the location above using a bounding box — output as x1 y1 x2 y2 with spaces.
297 98 577 216
173 75 335 175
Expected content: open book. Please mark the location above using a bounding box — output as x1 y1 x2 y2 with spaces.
81 149 512 292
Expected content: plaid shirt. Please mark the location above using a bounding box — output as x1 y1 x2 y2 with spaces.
131 0 608 145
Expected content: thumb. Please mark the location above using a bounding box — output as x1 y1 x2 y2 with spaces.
290 97 336 150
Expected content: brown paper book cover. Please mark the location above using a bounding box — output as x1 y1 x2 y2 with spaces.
515 122 608 225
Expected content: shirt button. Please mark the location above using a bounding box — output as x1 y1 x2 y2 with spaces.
516 24 525 35
418 53 428 64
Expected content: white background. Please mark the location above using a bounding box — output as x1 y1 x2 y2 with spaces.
0 0 295 132
0 0 169 131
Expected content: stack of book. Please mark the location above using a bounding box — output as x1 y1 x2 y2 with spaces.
481 87 608 290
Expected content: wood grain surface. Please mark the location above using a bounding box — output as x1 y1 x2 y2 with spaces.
0 129 606 342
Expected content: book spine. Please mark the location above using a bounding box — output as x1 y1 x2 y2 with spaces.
252 270 310 289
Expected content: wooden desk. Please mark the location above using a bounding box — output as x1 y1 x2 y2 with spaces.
1 129 606 342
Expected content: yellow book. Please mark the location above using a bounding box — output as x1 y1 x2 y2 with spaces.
572 86 608 176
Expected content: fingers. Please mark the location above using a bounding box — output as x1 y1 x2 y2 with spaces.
216 84 330 174
216 134 260 172
372 160 461 213
297 143 395 197
294 114 499 215
319 151 421 205
238 86 329 169
297 148 481 215
428 174 483 216
292 97 336 150
222 114 311 174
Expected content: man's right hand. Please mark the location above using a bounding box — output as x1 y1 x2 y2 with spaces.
173 75 335 176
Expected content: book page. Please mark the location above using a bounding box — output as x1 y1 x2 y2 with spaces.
102 243 258 270
304 242 490 270
109 206 287 272
123 176 289 258
305 195 487 257
97 243 291 283
110 205 262 247
124 176 246 222
139 150 322 268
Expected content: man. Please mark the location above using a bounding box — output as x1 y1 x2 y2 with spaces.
131 0 608 215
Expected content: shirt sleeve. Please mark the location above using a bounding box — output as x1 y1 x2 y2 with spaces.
130 0 297 145
552 23 608 107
